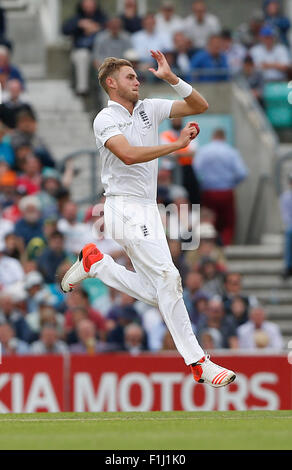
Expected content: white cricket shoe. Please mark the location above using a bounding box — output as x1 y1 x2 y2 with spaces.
61 243 103 293
190 355 236 388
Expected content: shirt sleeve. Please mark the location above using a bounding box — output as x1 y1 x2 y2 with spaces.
93 112 123 149
149 98 174 126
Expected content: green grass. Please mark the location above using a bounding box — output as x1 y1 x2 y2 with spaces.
0 411 292 450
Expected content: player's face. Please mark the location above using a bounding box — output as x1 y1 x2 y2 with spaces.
115 66 140 103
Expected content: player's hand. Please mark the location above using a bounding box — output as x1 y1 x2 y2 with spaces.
177 122 200 149
148 50 177 82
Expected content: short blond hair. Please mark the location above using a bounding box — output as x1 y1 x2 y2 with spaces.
98 57 133 93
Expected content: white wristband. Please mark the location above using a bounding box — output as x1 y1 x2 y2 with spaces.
170 78 193 98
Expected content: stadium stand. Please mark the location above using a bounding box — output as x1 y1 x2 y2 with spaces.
0 0 292 369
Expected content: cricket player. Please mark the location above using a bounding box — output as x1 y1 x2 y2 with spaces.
61 50 236 387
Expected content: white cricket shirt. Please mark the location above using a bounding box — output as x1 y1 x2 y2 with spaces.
93 98 174 201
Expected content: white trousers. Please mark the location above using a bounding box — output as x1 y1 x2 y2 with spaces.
89 196 204 365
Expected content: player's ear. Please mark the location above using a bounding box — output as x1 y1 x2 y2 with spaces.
106 75 117 90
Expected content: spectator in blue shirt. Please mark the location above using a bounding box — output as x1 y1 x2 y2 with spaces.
279 173 292 278
194 129 248 245
37 231 67 283
14 195 44 246
190 34 229 82
264 0 290 46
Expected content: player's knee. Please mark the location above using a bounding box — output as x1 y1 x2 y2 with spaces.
160 265 183 298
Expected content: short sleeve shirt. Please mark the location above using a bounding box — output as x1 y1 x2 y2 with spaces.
93 98 174 201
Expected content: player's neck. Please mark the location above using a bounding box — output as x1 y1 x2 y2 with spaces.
109 94 135 115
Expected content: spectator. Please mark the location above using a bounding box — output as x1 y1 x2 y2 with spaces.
236 10 265 49
17 154 42 195
237 306 283 350
0 292 33 342
30 325 68 354
132 13 172 68
222 272 258 324
155 1 184 42
250 25 291 82
141 306 166 351
92 17 132 69
37 168 62 219
184 0 221 49
62 0 107 96
242 55 265 105
64 287 106 337
0 169 17 209
197 298 238 349
264 0 290 46
0 121 15 168
124 323 146 355
107 294 142 350
186 222 227 270
279 173 292 279
36 231 67 283
194 128 248 245
119 0 142 34
1 182 27 223
220 29 247 76
3 232 24 261
200 327 223 350
160 117 200 204
14 195 44 246
58 200 91 254
24 270 52 313
171 32 197 81
70 318 107 353
190 34 229 82
0 46 25 89
11 109 55 168
199 257 224 297
0 323 29 355
0 238 24 288
26 296 64 336
183 271 209 325
1 79 34 129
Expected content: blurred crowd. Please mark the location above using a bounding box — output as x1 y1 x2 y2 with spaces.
0 0 286 356
62 0 292 106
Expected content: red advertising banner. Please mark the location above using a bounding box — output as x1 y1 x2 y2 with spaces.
0 355 65 413
0 354 291 413
70 354 292 412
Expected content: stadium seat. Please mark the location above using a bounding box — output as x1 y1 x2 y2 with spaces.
263 82 292 128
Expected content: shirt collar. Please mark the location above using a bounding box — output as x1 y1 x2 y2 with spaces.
107 99 142 115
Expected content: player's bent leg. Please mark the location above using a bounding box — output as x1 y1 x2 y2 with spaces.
89 253 157 306
61 243 157 306
190 355 236 388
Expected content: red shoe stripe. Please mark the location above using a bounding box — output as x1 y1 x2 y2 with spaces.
217 372 229 384
215 371 229 385
212 370 228 384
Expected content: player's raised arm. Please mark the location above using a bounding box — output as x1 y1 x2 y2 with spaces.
148 50 208 118
105 122 199 165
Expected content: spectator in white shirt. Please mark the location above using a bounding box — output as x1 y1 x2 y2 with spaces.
184 0 221 49
131 13 172 68
220 29 247 76
250 24 291 81
30 325 68 354
57 200 92 255
0 238 24 288
155 1 184 46
237 306 283 350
